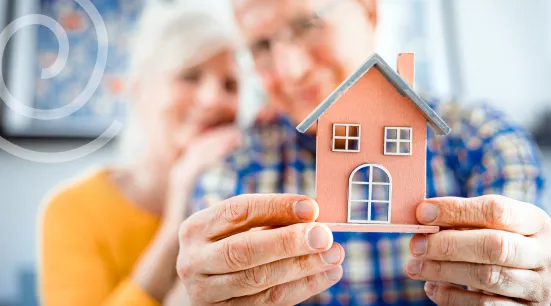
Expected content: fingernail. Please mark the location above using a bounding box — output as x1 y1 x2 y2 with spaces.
411 235 428 256
320 244 341 264
406 258 423 275
294 200 316 220
307 226 332 250
425 281 437 297
420 203 439 223
325 266 342 282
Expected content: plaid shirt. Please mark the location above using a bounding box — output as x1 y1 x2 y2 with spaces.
191 101 545 305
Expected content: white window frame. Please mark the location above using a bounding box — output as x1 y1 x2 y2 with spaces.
332 124 361 152
347 164 392 224
384 127 413 156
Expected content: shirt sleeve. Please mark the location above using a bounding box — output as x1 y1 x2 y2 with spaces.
39 191 159 306
449 104 546 207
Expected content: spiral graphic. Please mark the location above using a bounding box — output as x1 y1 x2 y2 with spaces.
0 0 123 163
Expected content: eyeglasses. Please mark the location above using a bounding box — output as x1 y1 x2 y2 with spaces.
247 0 345 71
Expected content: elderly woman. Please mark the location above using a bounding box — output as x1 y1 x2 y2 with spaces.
39 3 241 305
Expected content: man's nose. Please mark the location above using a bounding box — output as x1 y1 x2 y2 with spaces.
272 41 314 82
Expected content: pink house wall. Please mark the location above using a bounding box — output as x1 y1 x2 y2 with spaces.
316 67 427 224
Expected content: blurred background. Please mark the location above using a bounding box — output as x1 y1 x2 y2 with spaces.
0 0 550 305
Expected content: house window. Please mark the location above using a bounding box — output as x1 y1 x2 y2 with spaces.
348 164 392 223
332 124 361 152
384 127 412 155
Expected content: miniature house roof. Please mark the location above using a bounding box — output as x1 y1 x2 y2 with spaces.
296 53 451 136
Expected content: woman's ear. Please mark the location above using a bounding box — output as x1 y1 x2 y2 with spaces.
357 0 378 28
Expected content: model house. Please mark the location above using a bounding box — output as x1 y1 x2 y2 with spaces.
296 53 451 233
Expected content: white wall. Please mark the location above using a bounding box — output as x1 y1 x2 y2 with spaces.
0 141 116 303
451 0 551 128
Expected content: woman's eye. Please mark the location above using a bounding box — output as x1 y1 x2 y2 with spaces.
252 38 272 55
180 70 201 83
224 78 238 93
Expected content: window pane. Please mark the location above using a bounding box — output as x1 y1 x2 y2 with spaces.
371 184 390 201
370 202 390 222
385 141 398 154
351 166 370 182
372 167 390 183
334 138 346 150
350 183 370 201
400 129 411 140
399 142 411 154
350 201 368 221
348 139 359 151
334 125 346 137
349 125 360 137
386 128 398 140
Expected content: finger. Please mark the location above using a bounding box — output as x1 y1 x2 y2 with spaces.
222 266 343 306
201 222 333 274
407 259 545 301
182 194 319 241
425 282 522 306
409 230 544 269
416 195 547 235
204 243 344 302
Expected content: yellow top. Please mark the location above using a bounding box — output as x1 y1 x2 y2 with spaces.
39 169 161 306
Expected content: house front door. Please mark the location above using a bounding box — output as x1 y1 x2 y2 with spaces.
348 164 392 224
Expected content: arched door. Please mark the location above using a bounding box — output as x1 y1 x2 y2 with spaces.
348 164 392 223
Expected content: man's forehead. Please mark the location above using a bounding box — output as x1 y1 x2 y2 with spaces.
232 0 321 29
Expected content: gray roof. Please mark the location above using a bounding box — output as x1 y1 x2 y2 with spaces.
296 53 451 135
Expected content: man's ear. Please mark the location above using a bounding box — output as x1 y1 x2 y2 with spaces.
357 0 378 28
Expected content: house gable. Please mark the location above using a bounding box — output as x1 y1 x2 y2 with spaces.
296 53 451 136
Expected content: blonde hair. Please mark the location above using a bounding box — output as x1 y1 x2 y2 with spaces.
119 1 238 163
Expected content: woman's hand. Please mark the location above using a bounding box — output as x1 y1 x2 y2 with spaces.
163 125 242 226
177 194 345 305
406 195 551 305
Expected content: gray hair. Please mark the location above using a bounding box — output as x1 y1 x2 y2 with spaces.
119 1 238 164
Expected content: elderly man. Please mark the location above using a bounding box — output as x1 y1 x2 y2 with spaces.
177 0 549 305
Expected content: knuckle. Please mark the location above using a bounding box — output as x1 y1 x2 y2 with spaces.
277 229 299 257
483 195 513 228
264 284 286 304
431 261 444 279
305 274 321 292
473 264 506 289
217 195 250 225
241 265 269 289
479 232 513 265
295 255 313 276
178 222 193 243
222 237 254 270
437 285 459 306
438 233 458 258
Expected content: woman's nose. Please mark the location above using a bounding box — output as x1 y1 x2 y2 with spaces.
196 77 222 108
272 42 314 82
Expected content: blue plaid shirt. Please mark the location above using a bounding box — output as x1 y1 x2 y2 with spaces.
191 101 545 305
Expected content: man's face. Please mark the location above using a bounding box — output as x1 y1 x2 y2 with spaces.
233 0 378 127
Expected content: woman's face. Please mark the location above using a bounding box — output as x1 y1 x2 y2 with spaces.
137 50 239 164
233 0 377 130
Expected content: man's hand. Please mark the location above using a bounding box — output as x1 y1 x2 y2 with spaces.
407 195 551 305
177 194 344 305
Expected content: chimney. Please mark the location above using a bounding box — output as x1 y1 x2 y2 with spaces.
397 53 415 88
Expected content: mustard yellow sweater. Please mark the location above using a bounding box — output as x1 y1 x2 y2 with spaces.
39 170 161 306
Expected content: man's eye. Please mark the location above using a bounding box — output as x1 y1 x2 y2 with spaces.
294 17 321 33
224 78 238 93
252 38 272 54
180 70 201 83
